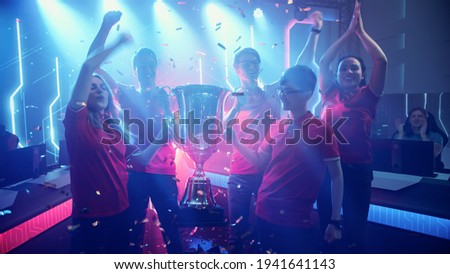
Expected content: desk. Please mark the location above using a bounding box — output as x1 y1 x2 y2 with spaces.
0 168 72 253
369 171 450 240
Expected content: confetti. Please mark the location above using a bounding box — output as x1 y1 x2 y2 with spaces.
258 42 266 46
215 22 222 26
92 220 100 227
215 26 221 31
272 43 278 48
176 27 183 31
217 43 226 50
236 36 242 42
67 224 80 231
238 7 246 17
233 46 241 54
95 190 101 195
162 43 169 47
116 69 123 76
0 210 12 216
116 24 120 31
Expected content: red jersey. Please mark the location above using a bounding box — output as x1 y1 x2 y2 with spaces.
64 107 129 218
320 84 379 164
256 112 340 228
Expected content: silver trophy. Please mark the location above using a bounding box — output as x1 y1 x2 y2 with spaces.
172 84 230 226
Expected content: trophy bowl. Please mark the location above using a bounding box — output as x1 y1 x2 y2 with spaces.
171 84 231 226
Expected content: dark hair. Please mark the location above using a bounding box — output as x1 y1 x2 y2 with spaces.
233 47 261 66
337 55 367 87
280 65 317 92
132 48 157 69
403 106 429 137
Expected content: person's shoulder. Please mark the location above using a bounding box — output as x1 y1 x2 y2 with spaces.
429 131 444 144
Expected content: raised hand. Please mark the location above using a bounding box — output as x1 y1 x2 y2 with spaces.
102 10 122 28
307 10 323 30
347 0 360 34
420 118 428 138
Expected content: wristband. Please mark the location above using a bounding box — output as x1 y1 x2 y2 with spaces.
311 28 322 34
329 220 342 229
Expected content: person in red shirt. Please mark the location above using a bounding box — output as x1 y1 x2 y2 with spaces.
87 11 182 254
65 32 161 253
233 65 344 254
64 33 132 253
317 0 388 253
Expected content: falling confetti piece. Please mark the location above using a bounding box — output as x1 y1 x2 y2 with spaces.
238 8 246 17
0 210 12 216
92 220 99 227
116 69 123 76
215 26 221 31
67 224 80 231
116 24 120 31
233 46 241 54
162 43 169 47
272 43 278 48
26 189 30 194
196 51 206 56
96 190 101 195
236 36 242 42
216 22 222 26
235 216 244 224
217 43 226 50
176 27 183 31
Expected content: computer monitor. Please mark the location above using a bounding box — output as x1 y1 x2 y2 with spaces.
371 138 435 177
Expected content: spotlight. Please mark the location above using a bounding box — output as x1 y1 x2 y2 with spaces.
253 8 263 18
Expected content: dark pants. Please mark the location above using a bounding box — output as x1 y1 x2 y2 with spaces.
317 163 373 253
70 209 130 254
257 217 320 254
227 173 263 253
127 171 183 254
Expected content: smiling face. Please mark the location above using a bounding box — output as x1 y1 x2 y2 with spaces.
337 57 364 90
133 49 157 90
87 76 109 113
409 109 427 129
234 49 261 86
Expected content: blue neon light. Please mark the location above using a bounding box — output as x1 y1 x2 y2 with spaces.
9 18 23 147
49 57 60 151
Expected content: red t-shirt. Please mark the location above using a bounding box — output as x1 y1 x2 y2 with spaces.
230 98 276 174
64 107 129 218
255 112 340 228
118 86 177 175
320 84 379 164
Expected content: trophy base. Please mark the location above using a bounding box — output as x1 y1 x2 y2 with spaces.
176 205 227 227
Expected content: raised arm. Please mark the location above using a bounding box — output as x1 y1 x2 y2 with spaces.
87 11 122 58
295 11 323 73
355 4 388 96
69 34 131 110
318 1 359 92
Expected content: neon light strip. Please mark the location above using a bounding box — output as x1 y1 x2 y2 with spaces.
198 57 203 84
405 93 409 117
250 25 254 48
9 19 23 146
0 199 72 254
49 57 60 151
224 49 234 90
438 92 448 136
423 93 427 109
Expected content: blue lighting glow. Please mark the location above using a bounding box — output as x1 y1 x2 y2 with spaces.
9 18 23 147
49 57 60 151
